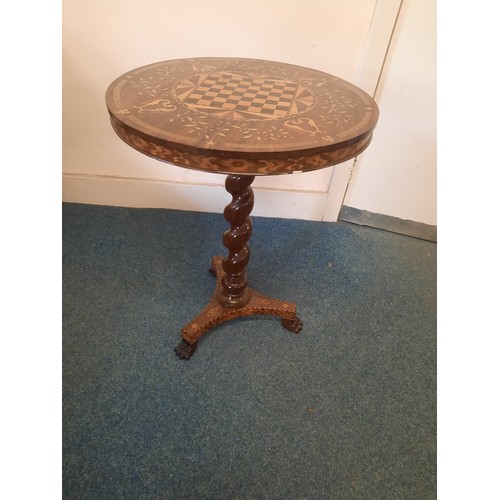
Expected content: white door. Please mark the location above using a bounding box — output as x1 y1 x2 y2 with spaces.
331 0 437 227
322 0 404 222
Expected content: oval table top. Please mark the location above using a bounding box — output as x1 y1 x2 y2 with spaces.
105 57 379 175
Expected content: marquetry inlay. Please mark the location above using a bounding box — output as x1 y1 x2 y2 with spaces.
106 57 379 175
174 71 315 119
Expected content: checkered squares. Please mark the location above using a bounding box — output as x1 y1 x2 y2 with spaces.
181 72 298 117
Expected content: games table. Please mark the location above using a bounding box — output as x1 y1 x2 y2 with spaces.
105 57 379 359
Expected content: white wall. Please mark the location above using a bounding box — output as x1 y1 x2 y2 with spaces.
343 0 437 226
63 0 435 227
62 0 378 219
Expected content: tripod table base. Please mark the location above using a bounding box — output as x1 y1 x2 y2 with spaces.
174 256 303 359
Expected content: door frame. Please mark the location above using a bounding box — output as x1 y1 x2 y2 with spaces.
322 0 403 222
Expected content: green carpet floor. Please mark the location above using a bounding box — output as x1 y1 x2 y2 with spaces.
62 202 436 499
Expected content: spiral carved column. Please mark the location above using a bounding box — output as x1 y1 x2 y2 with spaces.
217 175 255 308
175 174 302 359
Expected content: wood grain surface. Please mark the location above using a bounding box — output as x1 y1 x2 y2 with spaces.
106 58 378 175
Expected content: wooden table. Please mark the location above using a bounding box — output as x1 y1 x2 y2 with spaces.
105 57 379 359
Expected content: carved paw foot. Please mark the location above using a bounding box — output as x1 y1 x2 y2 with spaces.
281 316 303 334
174 339 198 360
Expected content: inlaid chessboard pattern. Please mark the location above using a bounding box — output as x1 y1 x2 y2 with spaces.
175 71 314 119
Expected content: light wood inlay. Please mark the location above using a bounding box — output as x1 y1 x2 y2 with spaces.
106 57 379 175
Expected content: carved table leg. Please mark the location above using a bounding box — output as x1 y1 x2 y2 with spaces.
175 175 302 359
217 174 254 308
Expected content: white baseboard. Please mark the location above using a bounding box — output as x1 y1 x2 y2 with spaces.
62 174 328 221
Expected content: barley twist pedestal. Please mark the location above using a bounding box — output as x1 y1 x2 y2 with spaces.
105 57 378 359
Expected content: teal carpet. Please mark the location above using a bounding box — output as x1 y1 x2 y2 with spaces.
62 202 436 499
